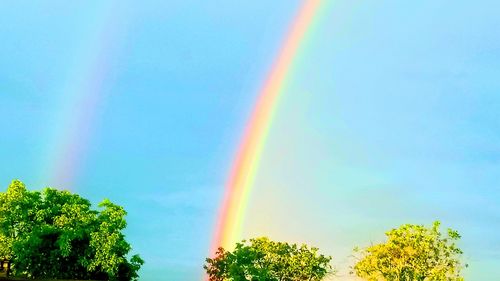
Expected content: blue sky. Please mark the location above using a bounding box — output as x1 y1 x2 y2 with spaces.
1 1 499 280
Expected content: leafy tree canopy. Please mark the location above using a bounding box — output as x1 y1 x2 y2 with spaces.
353 221 466 281
204 237 334 281
0 180 143 281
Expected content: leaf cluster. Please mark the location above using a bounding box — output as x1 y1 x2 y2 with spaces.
204 237 333 281
353 221 466 281
0 180 144 281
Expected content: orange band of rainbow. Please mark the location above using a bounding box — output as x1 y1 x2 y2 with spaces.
211 0 324 252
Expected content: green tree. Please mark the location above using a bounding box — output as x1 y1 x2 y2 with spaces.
0 179 144 280
204 237 333 281
353 221 466 281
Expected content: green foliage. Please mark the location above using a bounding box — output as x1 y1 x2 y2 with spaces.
0 180 144 280
204 237 333 281
353 221 466 281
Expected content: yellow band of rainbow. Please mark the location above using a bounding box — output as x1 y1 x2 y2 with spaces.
211 0 325 252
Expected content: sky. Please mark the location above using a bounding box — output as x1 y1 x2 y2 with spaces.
1 1 499 280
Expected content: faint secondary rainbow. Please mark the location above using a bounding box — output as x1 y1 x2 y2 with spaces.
212 0 325 252
42 2 126 190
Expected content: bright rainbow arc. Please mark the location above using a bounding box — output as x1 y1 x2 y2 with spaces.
212 0 324 252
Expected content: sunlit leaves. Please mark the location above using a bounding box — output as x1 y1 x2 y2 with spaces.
0 180 143 281
204 237 334 281
353 221 466 281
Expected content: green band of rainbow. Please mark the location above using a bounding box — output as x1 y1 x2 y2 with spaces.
211 0 325 252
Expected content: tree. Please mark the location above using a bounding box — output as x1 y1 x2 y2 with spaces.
204 237 334 281
352 221 466 281
0 179 144 280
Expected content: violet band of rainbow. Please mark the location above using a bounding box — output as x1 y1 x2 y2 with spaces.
211 0 325 253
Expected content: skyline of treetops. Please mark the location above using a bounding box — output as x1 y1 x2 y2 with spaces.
1 180 467 280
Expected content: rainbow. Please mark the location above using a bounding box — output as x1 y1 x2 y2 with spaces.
42 3 126 190
211 0 325 252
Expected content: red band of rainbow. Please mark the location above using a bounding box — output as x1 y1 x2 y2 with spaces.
211 0 324 253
